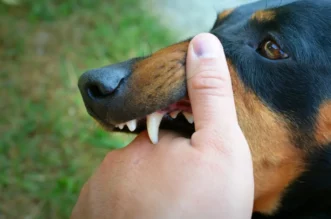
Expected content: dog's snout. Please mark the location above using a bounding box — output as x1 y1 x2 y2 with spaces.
78 60 135 123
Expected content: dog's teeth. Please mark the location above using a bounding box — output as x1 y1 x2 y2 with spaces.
147 112 164 144
170 111 180 119
118 123 125 130
126 119 137 132
183 112 194 124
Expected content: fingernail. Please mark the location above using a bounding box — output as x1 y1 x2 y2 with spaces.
193 34 221 58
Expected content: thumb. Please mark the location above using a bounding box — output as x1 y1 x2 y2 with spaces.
186 33 239 146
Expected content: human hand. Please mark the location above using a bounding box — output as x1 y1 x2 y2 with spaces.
71 33 254 219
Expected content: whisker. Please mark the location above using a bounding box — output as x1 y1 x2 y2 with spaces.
147 41 153 55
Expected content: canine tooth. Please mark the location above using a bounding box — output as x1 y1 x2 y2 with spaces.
147 112 164 144
118 123 125 130
126 119 137 132
183 112 194 124
170 111 180 119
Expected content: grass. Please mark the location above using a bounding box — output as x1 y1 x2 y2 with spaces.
0 0 175 218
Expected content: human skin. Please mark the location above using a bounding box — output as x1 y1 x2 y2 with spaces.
71 33 254 219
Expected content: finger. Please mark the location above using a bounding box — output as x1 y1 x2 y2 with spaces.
186 33 239 133
186 33 241 149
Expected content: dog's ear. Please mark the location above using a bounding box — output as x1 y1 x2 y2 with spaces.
315 101 331 145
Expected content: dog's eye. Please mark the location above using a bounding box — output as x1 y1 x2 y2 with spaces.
258 40 289 60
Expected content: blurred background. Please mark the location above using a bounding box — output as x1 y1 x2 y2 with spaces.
0 0 254 218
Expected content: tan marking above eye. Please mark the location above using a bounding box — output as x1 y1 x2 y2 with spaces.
251 10 276 22
218 8 234 21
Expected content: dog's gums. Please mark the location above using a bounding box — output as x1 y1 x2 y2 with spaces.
115 99 193 144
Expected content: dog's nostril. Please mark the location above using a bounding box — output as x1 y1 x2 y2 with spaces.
79 64 128 102
87 83 116 99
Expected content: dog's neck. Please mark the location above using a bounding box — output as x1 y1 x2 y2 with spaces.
252 145 331 219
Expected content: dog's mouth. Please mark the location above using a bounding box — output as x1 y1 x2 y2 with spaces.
95 98 195 144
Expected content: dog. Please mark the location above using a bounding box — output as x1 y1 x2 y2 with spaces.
78 0 331 218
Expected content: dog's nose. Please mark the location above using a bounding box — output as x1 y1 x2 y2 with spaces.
79 66 124 101
81 71 119 100
78 60 134 121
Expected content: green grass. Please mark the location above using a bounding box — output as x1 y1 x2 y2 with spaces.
0 0 175 218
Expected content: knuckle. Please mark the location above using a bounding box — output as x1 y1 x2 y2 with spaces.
188 57 233 96
198 57 223 72
190 71 233 97
191 72 224 88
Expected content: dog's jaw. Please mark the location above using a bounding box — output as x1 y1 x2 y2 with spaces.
114 98 193 144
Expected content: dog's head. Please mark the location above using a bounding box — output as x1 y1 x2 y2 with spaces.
78 0 331 216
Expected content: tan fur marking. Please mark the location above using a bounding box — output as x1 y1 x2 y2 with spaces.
128 41 189 109
251 10 276 22
315 101 331 145
218 9 234 21
227 62 305 214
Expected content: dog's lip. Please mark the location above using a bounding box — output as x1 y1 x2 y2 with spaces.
89 98 195 143
86 106 102 121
